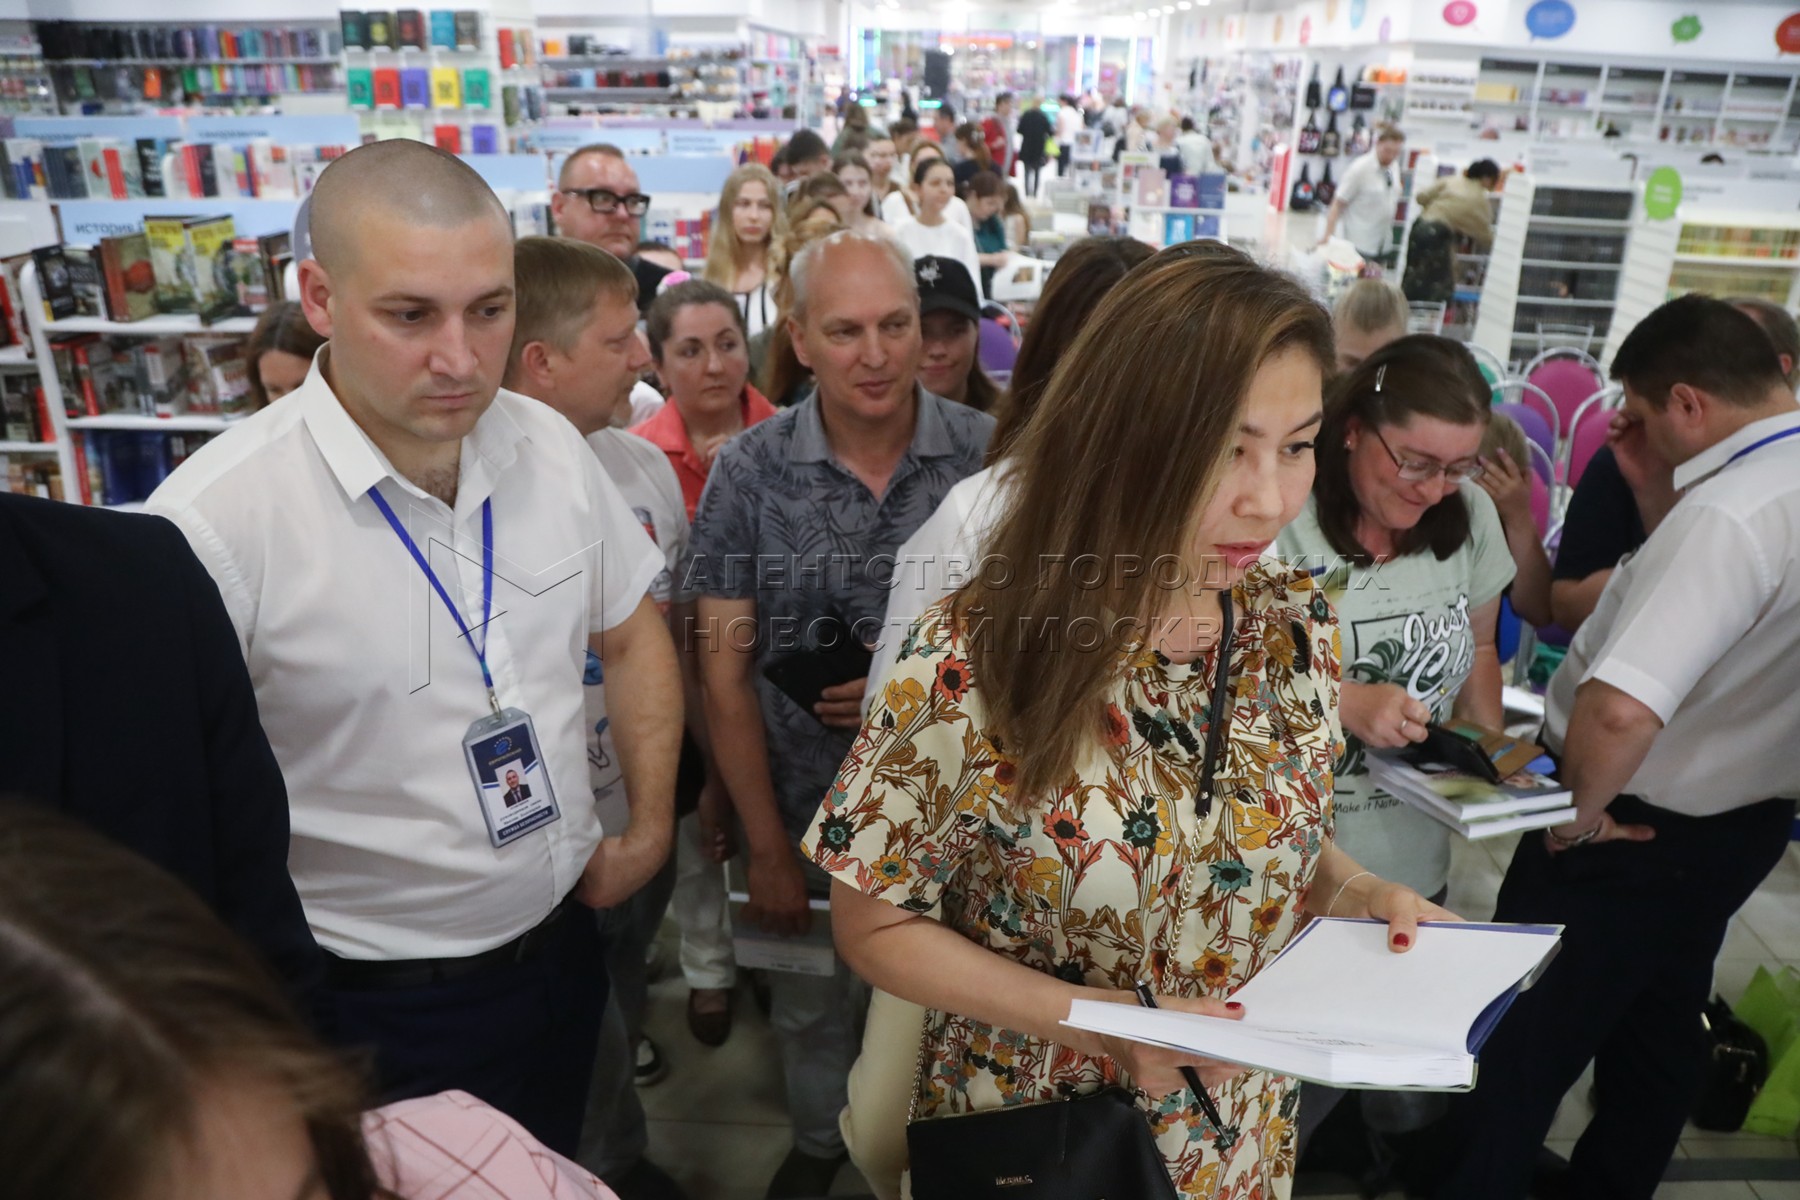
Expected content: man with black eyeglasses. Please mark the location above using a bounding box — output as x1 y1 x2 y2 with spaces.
552 144 667 316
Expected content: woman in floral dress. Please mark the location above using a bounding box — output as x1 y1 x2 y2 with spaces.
804 246 1455 1198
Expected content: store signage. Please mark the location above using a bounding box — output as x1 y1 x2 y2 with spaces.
1778 12 1800 54
1671 14 1702 43
1644 167 1682 219
1524 0 1576 40
1443 2 1478 28
1350 0 1366 29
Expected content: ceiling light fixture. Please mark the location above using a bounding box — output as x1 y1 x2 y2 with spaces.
1161 4 1175 12
1177 1 1191 8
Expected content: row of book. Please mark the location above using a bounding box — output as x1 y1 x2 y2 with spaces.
348 65 493 110
1 138 348 202
342 11 482 55
0 373 52 445
37 22 339 64
4 456 66 502
52 332 253 422
641 213 714 264
36 221 290 326
76 430 217 507
51 63 344 106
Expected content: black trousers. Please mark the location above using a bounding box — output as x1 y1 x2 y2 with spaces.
1436 794 1795 1200
324 903 609 1157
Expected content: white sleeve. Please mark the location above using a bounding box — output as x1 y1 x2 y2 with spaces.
1582 502 1772 723
578 444 665 633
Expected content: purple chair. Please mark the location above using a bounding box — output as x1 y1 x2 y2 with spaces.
1493 381 1562 453
978 318 1019 375
1494 402 1556 466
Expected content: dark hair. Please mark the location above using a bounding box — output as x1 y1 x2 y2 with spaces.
1465 159 1501 185
935 104 957 123
889 116 918 139
1729 296 1800 388
1179 116 1197 132
966 169 1006 200
646 278 745 361
1314 334 1491 564
913 155 954 187
0 800 385 1200
996 91 1013 106
784 129 830 166
635 239 676 255
798 171 848 204
990 236 1154 462
1611 294 1786 409
245 301 326 410
838 131 871 156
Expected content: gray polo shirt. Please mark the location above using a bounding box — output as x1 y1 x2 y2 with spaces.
685 388 994 838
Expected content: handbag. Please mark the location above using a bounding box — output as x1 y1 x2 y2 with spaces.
905 595 1236 1200
1691 993 1769 1131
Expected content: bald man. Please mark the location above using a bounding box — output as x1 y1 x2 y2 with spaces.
552 144 671 316
147 141 682 1156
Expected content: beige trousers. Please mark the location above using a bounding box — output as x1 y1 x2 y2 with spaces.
840 987 927 1200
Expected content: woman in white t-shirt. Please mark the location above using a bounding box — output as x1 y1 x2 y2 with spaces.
891 157 984 302
702 164 787 340
879 141 972 229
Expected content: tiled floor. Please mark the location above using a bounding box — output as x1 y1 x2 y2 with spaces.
631 836 1800 1200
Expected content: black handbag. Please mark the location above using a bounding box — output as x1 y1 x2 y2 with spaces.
1690 994 1768 1131
905 596 1236 1200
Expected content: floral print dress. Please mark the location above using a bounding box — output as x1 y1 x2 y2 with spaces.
803 562 1343 1199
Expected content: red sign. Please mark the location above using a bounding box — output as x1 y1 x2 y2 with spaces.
1443 0 1478 26
1777 11 1800 53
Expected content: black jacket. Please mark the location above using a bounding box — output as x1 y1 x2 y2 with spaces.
0 493 320 996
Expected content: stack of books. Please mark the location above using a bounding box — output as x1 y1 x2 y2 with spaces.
1366 724 1577 840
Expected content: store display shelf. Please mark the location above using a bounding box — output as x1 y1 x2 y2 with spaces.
1718 113 1783 123
346 46 481 55
0 440 57 453
67 414 239 432
545 86 674 98
1408 82 1477 94
1598 103 1659 113
1404 109 1474 121
1525 216 1631 229
51 55 338 67
46 313 258 335
1129 205 1227 215
1520 258 1622 269
1475 99 1535 109
1672 253 1800 268
1516 296 1615 308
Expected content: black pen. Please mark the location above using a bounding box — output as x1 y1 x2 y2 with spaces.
1133 980 1227 1131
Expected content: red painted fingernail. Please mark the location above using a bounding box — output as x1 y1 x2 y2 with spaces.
1393 934 1411 947
1225 1001 1243 1011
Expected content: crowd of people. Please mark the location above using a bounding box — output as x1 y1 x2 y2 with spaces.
3 114 1799 1200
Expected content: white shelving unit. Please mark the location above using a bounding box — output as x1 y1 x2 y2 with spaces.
1474 173 1638 366
1603 209 1800 365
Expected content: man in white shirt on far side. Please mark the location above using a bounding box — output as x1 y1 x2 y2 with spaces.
1319 124 1405 267
147 141 682 1158
1437 294 1800 1200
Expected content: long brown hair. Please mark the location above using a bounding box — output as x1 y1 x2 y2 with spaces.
989 236 1153 463
953 247 1333 802
245 301 326 409
1313 334 1491 564
0 800 384 1200
703 163 787 287
758 197 844 405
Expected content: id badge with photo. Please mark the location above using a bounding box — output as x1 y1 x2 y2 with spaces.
462 707 561 848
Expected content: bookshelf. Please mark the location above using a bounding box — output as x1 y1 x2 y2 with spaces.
341 7 540 152
36 21 345 113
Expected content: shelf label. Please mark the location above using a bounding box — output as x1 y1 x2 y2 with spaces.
184 115 361 145
1644 167 1682 221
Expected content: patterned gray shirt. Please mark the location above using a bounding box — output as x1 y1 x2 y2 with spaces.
685 389 995 838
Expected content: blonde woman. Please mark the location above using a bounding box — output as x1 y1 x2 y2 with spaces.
703 164 789 340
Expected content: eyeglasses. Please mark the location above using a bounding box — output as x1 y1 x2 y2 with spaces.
1372 427 1484 484
562 187 652 217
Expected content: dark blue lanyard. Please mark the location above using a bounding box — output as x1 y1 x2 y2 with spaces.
367 486 497 713
1725 424 1800 467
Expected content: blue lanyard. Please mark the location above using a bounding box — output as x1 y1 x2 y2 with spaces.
1725 424 1800 467
367 486 498 714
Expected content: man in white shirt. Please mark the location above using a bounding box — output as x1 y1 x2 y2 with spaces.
1175 115 1214 178
147 142 681 1158
1320 125 1404 266
1438 296 1800 1200
504 234 697 1200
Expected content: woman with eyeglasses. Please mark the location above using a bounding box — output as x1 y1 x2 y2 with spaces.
702 164 789 340
1273 334 1513 1170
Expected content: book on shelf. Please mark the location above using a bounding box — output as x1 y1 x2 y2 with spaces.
99 233 158 323
185 216 241 326
469 125 499 154
184 334 252 415
367 11 396 52
145 216 199 313
462 67 491 108
348 67 374 109
454 11 481 51
341 11 370 51
429 11 457 49
433 125 463 153
1063 917 1564 1090
396 10 427 50
373 67 402 108
32 245 78 322
496 27 517 69
1 139 46 200
400 67 430 109
431 66 462 108
1 374 45 443
63 246 104 318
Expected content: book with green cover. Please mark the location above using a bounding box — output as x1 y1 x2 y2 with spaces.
347 67 374 110
144 215 198 313
461 67 490 108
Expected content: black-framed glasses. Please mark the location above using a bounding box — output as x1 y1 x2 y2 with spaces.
1372 426 1483 484
562 187 652 217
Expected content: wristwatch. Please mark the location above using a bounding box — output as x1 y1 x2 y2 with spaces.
1545 821 1602 849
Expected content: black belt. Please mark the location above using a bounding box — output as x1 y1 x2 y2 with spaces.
323 895 576 992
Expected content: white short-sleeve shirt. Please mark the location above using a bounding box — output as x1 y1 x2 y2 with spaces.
147 355 663 960
1335 151 1402 259
1544 410 1800 815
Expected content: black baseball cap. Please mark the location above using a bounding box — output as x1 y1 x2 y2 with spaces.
914 255 981 324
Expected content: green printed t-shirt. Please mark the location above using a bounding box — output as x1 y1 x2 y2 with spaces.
1275 488 1516 896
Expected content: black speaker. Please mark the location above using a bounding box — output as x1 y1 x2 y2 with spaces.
923 50 950 101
